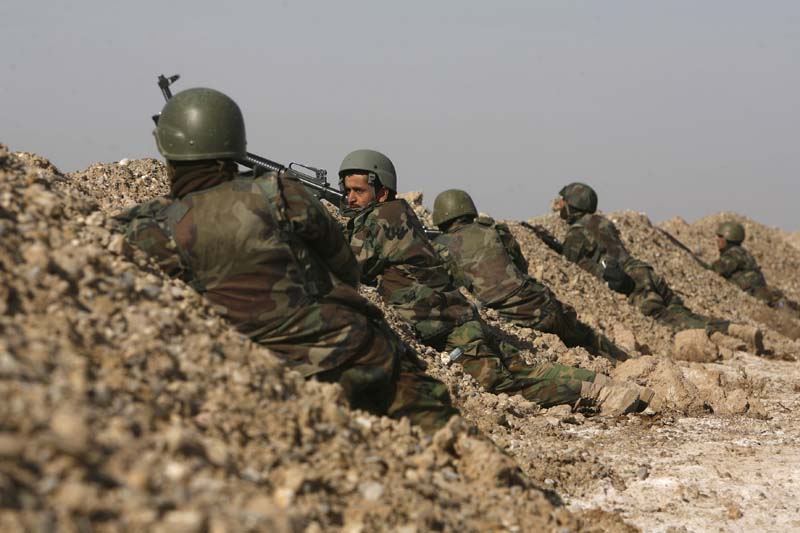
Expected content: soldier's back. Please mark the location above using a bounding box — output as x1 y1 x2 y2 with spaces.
434 218 528 306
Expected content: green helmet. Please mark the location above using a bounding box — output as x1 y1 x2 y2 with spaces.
432 189 478 227
716 221 745 243
154 87 246 161
559 182 598 213
338 149 397 192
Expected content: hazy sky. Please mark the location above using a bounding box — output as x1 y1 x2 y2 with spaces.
2 1 798 230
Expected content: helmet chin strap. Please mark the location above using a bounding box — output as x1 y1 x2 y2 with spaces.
559 200 571 220
559 202 582 223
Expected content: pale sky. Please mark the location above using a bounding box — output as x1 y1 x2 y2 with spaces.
2 1 798 230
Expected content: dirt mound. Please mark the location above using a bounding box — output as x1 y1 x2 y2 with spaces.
15 153 797 530
514 212 676 358
609 211 800 355
1 146 606 531
65 158 168 214
789 231 800 252
612 356 765 416
13 151 61 175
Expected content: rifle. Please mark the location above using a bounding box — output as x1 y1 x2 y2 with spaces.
655 227 712 270
152 74 344 206
424 227 442 239
519 222 563 254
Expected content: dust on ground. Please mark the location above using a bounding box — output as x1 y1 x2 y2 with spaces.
2 149 798 531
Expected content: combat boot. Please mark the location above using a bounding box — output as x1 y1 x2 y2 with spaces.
726 324 764 354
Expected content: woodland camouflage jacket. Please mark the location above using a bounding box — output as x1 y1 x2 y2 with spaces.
712 244 768 295
346 199 476 340
432 217 531 306
118 170 373 374
561 213 635 277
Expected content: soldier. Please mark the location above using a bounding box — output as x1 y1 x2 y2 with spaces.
554 182 763 350
339 149 653 415
116 87 458 431
430 189 627 361
712 221 799 314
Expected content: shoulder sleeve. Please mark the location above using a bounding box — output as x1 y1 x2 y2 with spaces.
281 177 360 287
347 210 387 286
562 226 591 262
121 199 186 279
495 223 529 272
562 226 604 277
711 253 738 278
432 236 470 290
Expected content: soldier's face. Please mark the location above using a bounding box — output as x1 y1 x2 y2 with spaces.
343 174 375 209
716 235 727 250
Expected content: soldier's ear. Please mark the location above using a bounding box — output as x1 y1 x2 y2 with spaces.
376 186 391 203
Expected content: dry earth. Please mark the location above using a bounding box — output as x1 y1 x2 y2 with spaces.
2 148 799 531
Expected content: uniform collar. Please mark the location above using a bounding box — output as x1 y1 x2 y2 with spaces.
168 159 237 198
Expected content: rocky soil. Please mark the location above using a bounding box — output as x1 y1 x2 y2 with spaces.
2 148 798 531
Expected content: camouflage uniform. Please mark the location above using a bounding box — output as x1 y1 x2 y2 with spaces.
345 199 596 407
432 216 621 357
118 160 457 431
712 244 799 313
562 212 729 334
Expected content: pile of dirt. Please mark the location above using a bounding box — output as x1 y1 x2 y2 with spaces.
500 213 769 415
15 152 796 531
789 231 800 252
509 213 676 358
610 211 800 352
64 158 168 214
2 146 617 531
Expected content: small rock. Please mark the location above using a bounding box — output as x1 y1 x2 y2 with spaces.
546 404 573 418
108 233 126 254
359 481 384 501
725 502 744 520
673 329 719 362
0 434 25 457
613 325 638 352
203 438 230 467
273 487 295 508
157 510 205 533
50 407 90 455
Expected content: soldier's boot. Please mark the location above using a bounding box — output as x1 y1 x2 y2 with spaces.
726 324 764 354
578 375 654 416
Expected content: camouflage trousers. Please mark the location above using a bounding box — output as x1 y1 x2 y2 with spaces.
426 319 596 407
254 300 457 432
624 261 729 335
497 297 625 360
